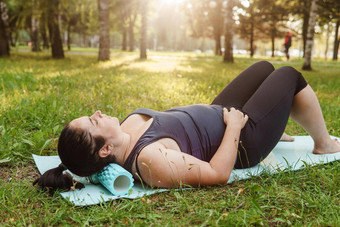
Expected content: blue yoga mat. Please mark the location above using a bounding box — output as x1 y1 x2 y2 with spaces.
33 136 340 206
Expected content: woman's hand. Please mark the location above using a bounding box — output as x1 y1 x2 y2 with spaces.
223 107 248 129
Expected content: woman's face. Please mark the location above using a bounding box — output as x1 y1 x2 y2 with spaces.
70 111 122 145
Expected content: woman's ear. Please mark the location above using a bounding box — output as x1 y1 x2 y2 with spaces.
98 144 114 158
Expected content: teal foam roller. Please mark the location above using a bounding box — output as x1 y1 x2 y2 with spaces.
88 164 134 196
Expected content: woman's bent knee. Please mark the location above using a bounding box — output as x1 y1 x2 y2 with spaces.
275 66 308 95
255 60 275 70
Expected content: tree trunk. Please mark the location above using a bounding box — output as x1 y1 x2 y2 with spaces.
302 0 317 70
40 12 49 49
302 15 309 57
332 19 339 60
9 30 16 47
324 23 330 60
271 24 276 57
213 0 223 56
271 32 275 57
122 27 127 51
82 34 86 47
248 4 254 58
249 21 254 57
98 0 110 61
67 23 71 51
128 15 136 52
215 33 222 55
47 0 64 59
223 0 234 62
301 1 310 58
31 0 40 52
140 0 147 59
302 0 311 58
0 0 9 57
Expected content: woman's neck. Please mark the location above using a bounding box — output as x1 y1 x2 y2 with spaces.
117 115 154 165
114 132 131 165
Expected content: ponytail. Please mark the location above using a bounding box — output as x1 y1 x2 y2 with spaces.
33 164 84 192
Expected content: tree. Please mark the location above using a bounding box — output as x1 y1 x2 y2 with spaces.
236 0 288 58
7 0 43 52
236 0 261 57
322 23 331 60
302 0 317 70
5 0 21 48
333 18 340 60
72 0 98 48
0 0 9 57
300 0 311 57
98 0 110 61
127 1 138 51
60 0 82 51
258 0 289 57
140 0 147 59
113 0 129 51
318 0 340 60
283 0 311 57
6 0 44 52
184 0 223 55
113 0 138 52
152 2 187 51
208 0 223 55
223 0 234 62
46 0 64 58
31 0 40 51
112 0 139 51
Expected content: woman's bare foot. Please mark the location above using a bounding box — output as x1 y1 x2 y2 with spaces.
280 132 295 142
313 138 340 154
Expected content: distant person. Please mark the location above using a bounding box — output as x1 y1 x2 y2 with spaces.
283 31 292 61
34 61 339 190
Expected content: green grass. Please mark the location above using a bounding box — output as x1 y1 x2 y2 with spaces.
0 51 339 226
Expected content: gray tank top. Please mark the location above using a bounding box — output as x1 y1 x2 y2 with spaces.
121 104 225 180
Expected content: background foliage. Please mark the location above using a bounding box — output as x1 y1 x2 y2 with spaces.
1 0 340 59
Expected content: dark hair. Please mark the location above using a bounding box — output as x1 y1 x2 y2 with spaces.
33 164 84 193
33 123 115 191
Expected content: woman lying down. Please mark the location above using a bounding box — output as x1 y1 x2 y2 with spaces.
33 61 340 190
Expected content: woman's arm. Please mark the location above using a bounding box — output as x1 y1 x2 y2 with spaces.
137 108 248 188
208 107 248 183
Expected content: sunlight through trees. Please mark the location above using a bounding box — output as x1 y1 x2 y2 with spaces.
0 0 339 66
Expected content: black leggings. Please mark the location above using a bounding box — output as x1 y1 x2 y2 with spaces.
211 61 308 169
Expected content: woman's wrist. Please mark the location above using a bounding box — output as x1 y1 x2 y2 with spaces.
226 123 243 131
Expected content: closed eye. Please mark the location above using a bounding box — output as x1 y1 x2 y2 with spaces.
89 117 98 126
